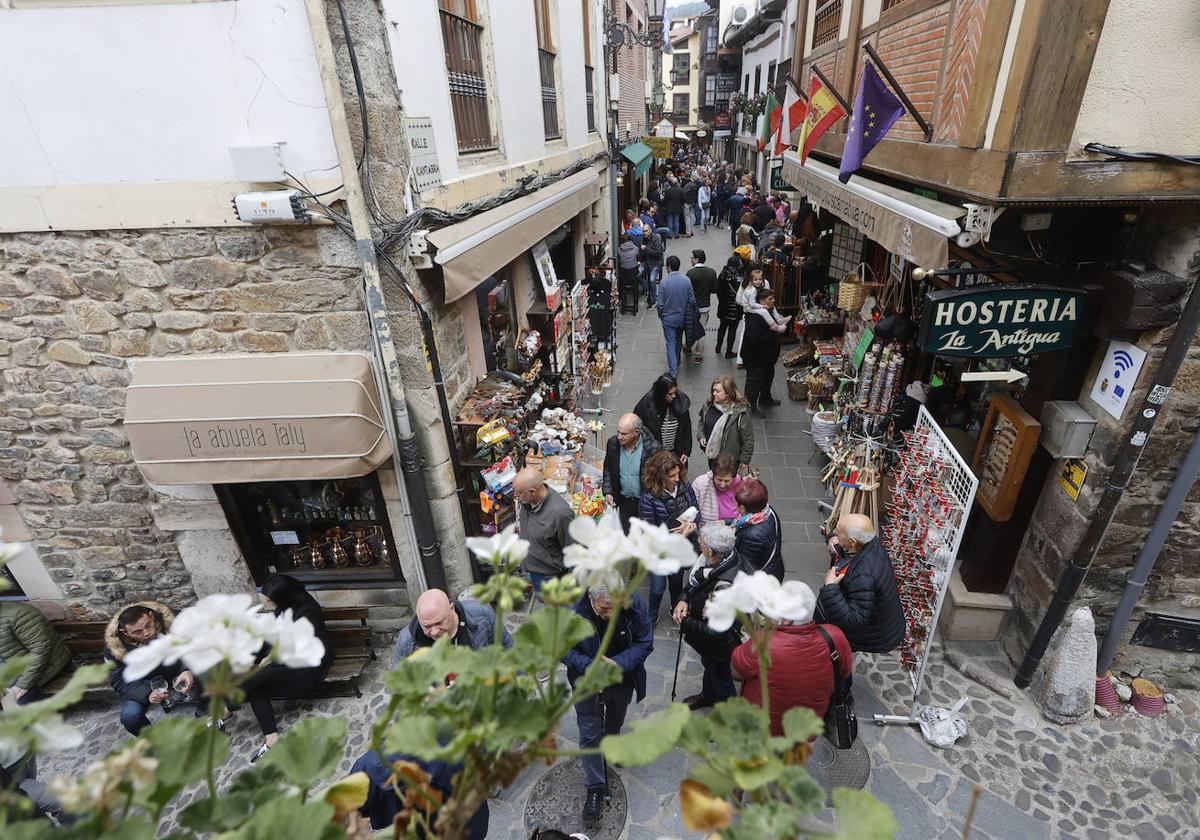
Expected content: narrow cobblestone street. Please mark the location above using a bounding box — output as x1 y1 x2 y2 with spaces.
38 225 1200 838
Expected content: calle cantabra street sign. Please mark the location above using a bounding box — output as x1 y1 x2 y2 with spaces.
918 285 1086 358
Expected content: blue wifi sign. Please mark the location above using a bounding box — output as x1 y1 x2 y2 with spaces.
1112 350 1134 378
1090 340 1147 420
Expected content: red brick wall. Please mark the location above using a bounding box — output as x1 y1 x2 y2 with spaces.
935 0 988 143
873 3 952 141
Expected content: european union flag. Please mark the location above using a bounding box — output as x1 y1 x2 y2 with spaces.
838 61 905 184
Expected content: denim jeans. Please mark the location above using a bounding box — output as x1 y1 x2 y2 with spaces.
646 264 662 304
120 699 152 735
662 320 683 378
575 681 635 788
528 571 558 594
699 206 710 230
667 212 682 236
648 569 684 620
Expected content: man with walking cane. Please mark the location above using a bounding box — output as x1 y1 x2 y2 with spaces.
672 523 741 710
563 579 653 829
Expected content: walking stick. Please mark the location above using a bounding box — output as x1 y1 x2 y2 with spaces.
670 625 685 702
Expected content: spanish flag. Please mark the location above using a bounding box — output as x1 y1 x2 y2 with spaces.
798 75 846 166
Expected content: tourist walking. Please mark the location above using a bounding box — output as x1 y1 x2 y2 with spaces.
602 413 663 531
741 287 788 417
697 376 754 473
638 451 701 625
731 479 783 580
656 255 696 379
663 179 685 237
633 374 692 463
686 249 717 362
514 466 576 593
715 255 743 358
690 453 743 525
672 522 742 709
734 267 769 367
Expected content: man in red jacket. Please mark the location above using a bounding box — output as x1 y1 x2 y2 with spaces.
730 583 853 736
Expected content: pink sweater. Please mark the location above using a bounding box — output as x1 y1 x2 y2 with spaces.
691 472 743 523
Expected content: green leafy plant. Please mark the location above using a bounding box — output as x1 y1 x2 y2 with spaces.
0 526 897 838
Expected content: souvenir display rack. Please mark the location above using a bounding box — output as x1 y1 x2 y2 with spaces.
875 405 978 726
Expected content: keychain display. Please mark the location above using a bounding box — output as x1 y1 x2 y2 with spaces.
874 405 979 726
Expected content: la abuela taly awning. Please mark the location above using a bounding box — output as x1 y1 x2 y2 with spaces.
428 168 602 303
781 153 965 269
125 353 393 485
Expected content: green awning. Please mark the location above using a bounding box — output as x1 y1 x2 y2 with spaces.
620 141 654 178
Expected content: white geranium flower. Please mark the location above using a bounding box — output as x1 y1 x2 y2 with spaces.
705 572 772 632
465 524 530 567
29 714 85 754
625 519 697 575
271 609 327 668
123 593 321 681
757 578 816 624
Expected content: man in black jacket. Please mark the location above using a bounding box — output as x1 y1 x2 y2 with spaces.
672 523 741 710
563 580 653 827
663 180 686 237
815 514 905 653
685 249 718 362
681 179 700 237
602 413 663 532
104 601 195 735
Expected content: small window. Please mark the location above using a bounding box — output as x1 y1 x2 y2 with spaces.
581 0 592 66
754 66 762 95
673 93 690 116
534 0 554 52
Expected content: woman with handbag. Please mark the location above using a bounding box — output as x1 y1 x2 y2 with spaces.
638 451 701 625
696 376 754 474
741 287 789 417
730 583 854 736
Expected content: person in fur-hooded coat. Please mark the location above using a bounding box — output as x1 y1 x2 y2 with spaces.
104 600 192 734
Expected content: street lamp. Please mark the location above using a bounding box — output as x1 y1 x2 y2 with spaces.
601 0 667 260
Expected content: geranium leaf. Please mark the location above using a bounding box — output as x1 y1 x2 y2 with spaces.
222 797 343 840
731 754 784 791
180 793 254 833
781 706 824 746
687 763 735 798
776 765 826 814
599 702 689 767
144 717 225 790
831 788 899 840
382 714 444 761
571 657 622 698
259 716 347 788
515 607 595 662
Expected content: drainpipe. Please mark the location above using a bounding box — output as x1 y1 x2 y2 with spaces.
1014 277 1200 689
1096 424 1200 675
303 0 446 593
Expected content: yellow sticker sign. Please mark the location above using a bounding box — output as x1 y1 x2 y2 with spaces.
643 136 673 159
1059 458 1088 501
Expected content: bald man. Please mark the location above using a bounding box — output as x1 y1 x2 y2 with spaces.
601 413 663 532
814 513 905 654
514 466 576 593
390 588 513 665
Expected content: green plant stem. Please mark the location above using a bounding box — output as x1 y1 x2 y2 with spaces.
205 694 224 800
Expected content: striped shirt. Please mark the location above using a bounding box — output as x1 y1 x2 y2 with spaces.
661 412 679 454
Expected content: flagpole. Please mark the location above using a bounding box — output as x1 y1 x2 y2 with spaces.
810 64 852 116
862 43 933 141
787 75 808 104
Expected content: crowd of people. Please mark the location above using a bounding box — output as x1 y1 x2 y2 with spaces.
3 149 907 837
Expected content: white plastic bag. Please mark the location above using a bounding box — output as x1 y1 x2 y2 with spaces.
919 697 968 748
598 506 622 533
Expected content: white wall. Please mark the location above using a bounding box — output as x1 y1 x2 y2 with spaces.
0 0 339 231
1069 0 1200 159
383 0 603 190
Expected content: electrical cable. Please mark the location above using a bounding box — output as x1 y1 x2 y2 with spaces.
1083 143 1200 167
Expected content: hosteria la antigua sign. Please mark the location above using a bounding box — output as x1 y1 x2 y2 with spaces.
919 285 1086 358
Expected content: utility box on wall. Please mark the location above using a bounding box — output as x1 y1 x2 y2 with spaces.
1040 401 1097 459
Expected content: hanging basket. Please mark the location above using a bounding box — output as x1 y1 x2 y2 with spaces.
836 264 881 312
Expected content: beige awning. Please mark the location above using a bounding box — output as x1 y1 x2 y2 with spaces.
427 168 602 303
125 353 393 485
781 153 965 269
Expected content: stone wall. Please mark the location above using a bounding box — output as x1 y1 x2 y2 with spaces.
1003 207 1200 687
0 226 372 617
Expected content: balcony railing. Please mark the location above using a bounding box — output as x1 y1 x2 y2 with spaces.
440 9 494 152
813 0 842 48
539 48 560 140
585 65 596 133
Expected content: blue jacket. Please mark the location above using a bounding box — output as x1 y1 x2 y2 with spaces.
563 593 654 701
657 271 696 327
391 598 512 666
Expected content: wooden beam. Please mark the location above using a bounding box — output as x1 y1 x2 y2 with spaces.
791 0 810 72
958 0 1017 149
839 0 865 130
991 0 1112 153
810 131 1008 200
1005 152 1200 203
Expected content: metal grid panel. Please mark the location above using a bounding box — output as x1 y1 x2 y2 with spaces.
879 405 978 721
828 222 865 281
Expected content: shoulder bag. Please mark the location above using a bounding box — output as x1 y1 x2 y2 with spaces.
815 626 858 749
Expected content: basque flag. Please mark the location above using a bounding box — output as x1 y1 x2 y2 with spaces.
838 61 905 183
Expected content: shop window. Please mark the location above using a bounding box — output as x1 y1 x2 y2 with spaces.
216 474 403 588
475 274 519 373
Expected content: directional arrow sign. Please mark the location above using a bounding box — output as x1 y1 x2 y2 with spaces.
960 369 1028 384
